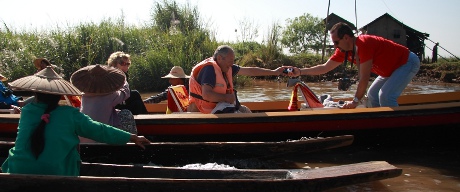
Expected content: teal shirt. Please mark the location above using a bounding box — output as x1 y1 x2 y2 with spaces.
1 102 131 176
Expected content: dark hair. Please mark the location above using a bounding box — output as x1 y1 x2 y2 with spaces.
31 92 61 159
213 45 234 61
330 22 354 39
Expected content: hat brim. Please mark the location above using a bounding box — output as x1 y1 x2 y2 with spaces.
71 65 126 94
9 67 81 96
33 58 52 70
0 74 7 81
161 74 190 79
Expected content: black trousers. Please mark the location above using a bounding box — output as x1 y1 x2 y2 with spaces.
116 90 148 115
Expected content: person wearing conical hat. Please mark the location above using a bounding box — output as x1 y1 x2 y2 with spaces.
32 58 81 107
143 66 190 104
107 51 148 115
0 73 22 113
71 64 138 138
1 66 151 176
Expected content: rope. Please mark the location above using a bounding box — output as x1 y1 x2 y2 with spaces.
426 38 459 60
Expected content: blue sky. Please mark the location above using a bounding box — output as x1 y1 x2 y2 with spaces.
1 0 458 58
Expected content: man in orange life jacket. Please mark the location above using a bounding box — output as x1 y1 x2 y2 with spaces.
188 45 291 114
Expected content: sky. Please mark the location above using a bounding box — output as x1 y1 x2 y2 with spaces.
1 0 459 58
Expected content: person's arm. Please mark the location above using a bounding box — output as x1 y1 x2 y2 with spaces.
342 59 372 109
237 67 285 76
75 110 151 148
294 59 342 76
201 84 235 104
143 89 168 104
112 81 131 106
10 105 21 114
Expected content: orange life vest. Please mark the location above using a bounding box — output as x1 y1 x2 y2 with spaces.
189 57 233 114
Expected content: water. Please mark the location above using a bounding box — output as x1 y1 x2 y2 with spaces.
141 79 460 102
139 80 460 191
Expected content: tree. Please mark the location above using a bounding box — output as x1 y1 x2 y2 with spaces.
150 0 204 34
281 13 325 54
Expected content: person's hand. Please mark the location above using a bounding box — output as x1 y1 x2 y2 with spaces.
129 135 151 149
274 67 286 76
293 67 302 77
224 93 236 104
341 101 358 109
277 66 295 77
11 105 21 114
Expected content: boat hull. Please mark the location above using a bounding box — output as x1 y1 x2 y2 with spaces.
0 161 402 192
1 135 353 166
1 92 460 140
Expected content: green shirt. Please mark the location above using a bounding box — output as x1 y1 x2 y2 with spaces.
2 102 131 176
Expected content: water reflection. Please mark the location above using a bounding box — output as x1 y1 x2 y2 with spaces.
234 80 460 102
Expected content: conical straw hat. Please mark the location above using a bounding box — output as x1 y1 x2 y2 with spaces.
33 58 58 70
8 66 82 95
71 64 126 94
0 73 8 81
162 66 190 78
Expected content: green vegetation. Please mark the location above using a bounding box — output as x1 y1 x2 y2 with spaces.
1 0 458 93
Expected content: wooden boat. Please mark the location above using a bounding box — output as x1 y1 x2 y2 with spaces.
1 135 353 166
1 91 460 141
0 161 402 192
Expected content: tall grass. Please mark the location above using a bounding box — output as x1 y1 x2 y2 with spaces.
2 0 456 94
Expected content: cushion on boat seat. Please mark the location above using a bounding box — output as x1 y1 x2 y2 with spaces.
166 85 190 114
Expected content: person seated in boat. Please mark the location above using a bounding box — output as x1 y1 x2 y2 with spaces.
143 66 190 104
1 67 151 176
107 52 148 115
33 58 81 108
0 73 22 113
188 45 292 114
290 22 420 109
71 64 138 139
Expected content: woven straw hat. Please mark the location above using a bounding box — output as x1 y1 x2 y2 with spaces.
0 73 8 81
162 66 190 78
9 66 81 95
33 58 56 70
71 64 126 94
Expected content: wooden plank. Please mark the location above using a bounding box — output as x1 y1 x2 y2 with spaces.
398 91 460 105
289 161 402 191
80 162 290 179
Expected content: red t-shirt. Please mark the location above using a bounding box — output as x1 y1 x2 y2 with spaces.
330 35 409 77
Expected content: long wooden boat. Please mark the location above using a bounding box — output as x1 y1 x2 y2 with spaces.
1 91 460 140
1 135 353 166
0 161 402 192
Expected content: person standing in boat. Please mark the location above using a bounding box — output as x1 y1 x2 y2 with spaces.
107 51 148 115
291 22 420 108
432 42 439 63
143 66 190 104
1 67 150 176
71 64 138 138
188 45 291 114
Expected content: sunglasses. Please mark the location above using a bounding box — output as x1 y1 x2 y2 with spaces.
119 62 131 66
